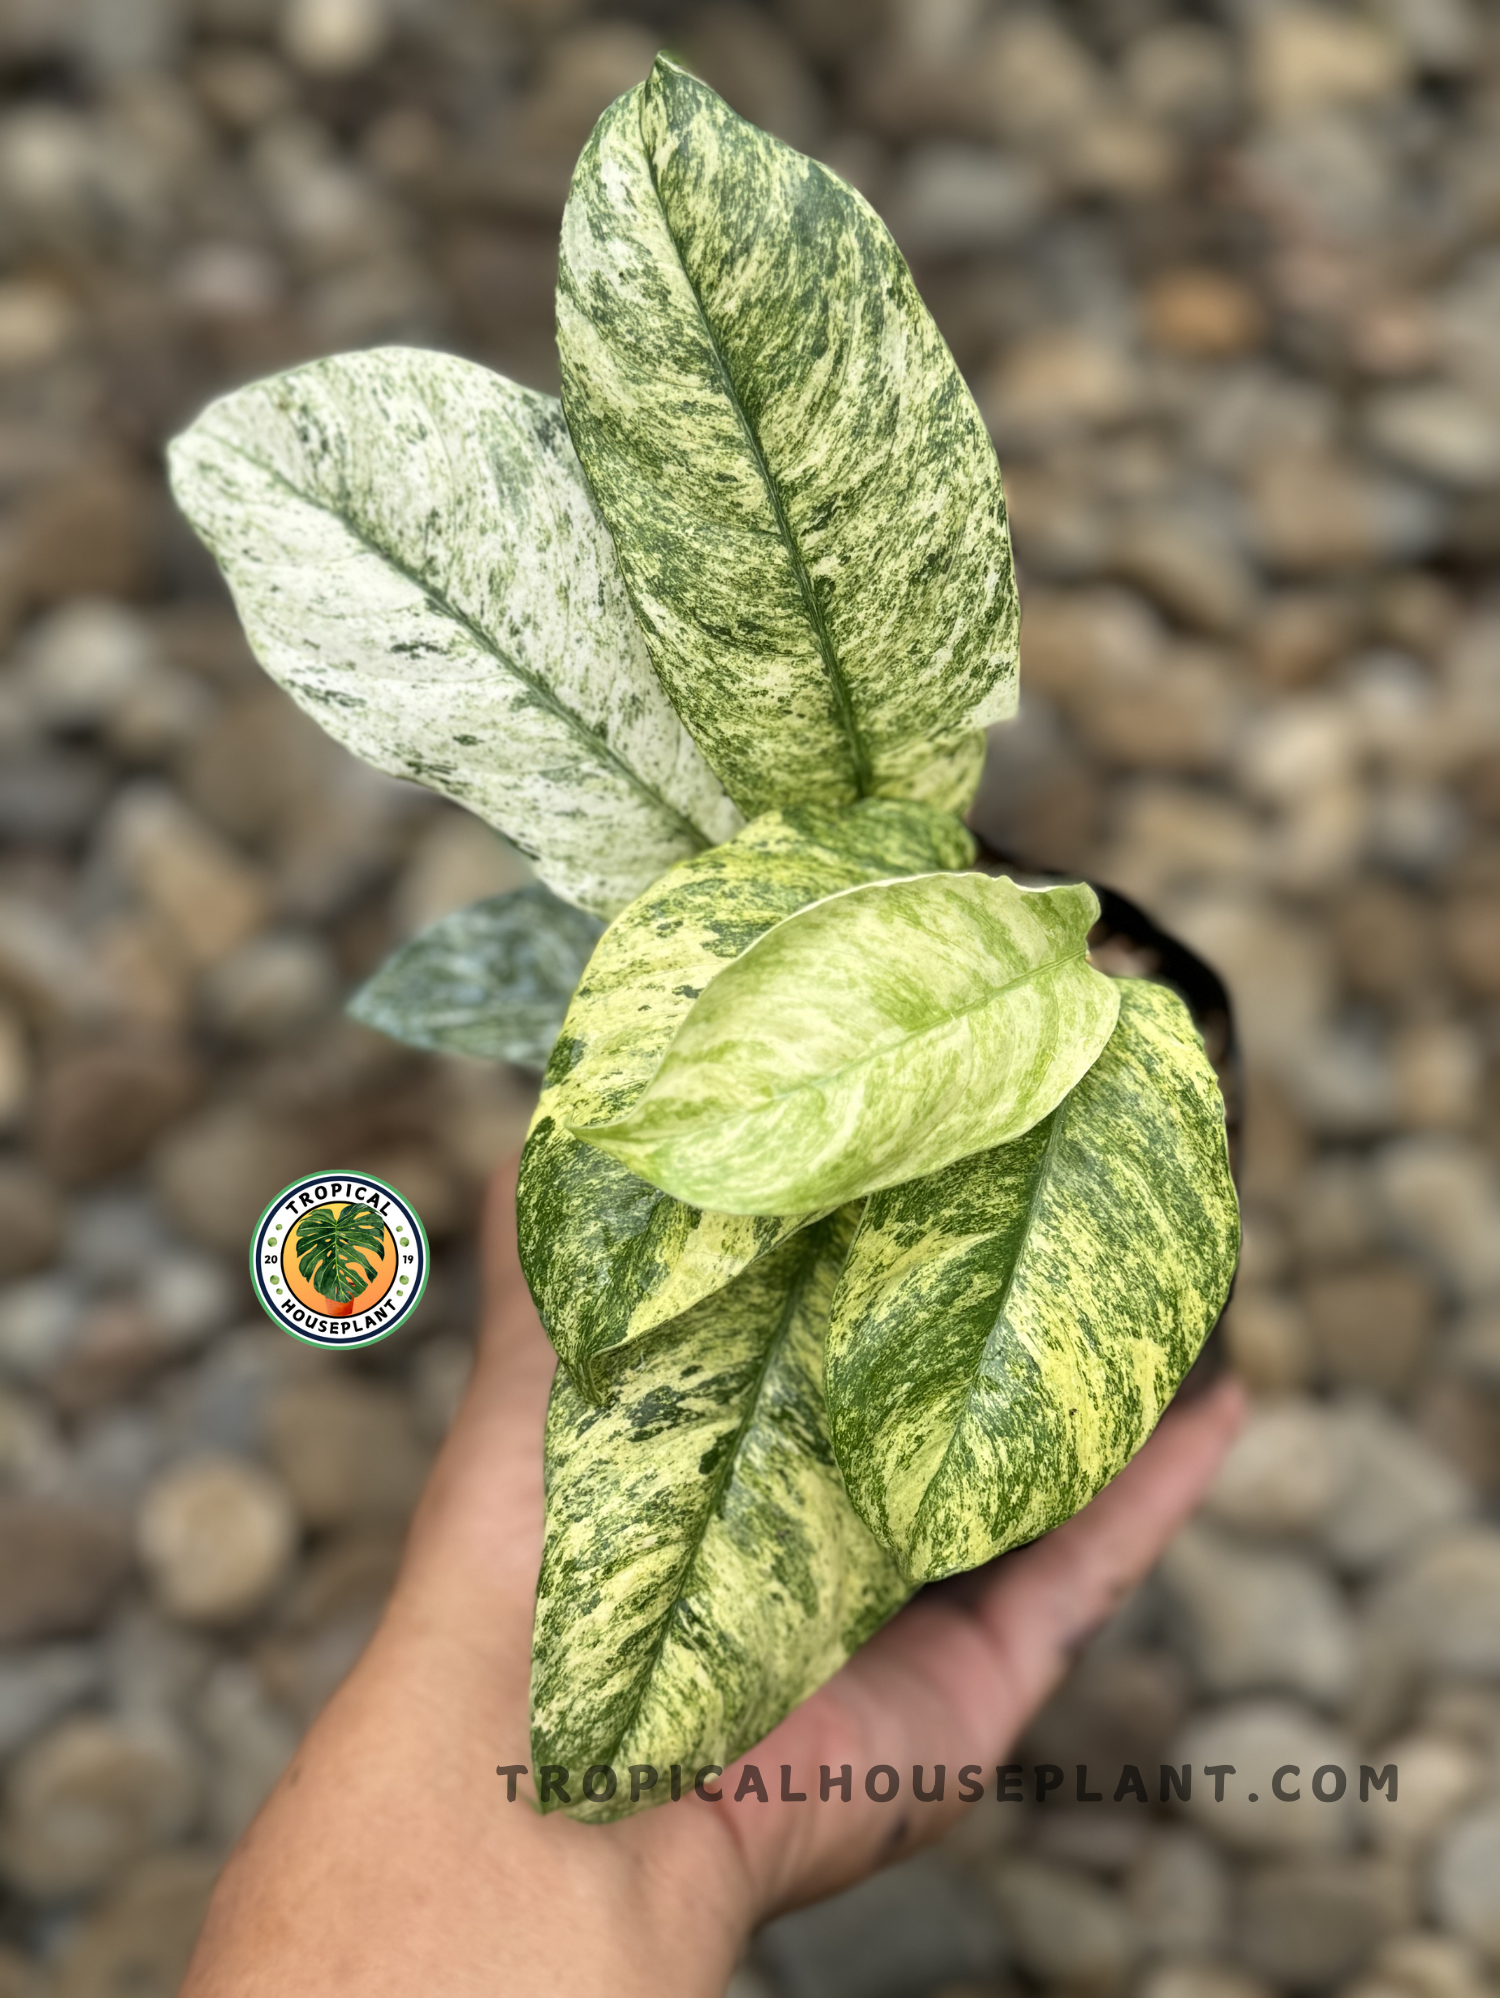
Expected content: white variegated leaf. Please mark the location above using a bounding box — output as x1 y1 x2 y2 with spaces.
167 346 740 919
826 979 1241 1583
573 873 1120 1217
348 885 603 1071
518 800 973 1399
557 58 1018 822
530 1212 910 1823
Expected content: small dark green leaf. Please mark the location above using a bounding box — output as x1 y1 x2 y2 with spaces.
348 884 604 1072
517 800 975 1400
825 980 1240 1583
529 1212 910 1822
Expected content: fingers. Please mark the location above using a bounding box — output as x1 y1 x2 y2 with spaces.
714 1375 1246 1919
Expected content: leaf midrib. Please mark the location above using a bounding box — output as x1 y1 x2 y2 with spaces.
640 93 873 798
908 1091 1073 1547
207 431 718 854
597 943 1093 1141
599 1224 829 1764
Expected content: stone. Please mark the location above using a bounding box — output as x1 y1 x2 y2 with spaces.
1391 1018 1483 1129
1334 879 1438 1001
0 463 160 628
0 1275 83 1384
200 931 338 1045
1170 1701 1360 1854
1220 1289 1313 1394
1441 887 1500 996
1143 270 1266 359
1364 1528 1500 1682
1202 1400 1347 1538
1163 896 1333 1076
1319 1401 1471 1574
1121 23 1238 135
0 1385 67 1491
0 1713 200 1897
1349 1930 1490 1998
1158 1524 1353 1707
1413 1373 1500 1501
1375 1137 1500 1295
1367 385 1500 491
1245 451 1385 574
280 0 389 75
392 809 530 941
154 1103 309 1254
1138 1960 1272 1997
411 1334 472 1441
105 783 270 971
1363 1732 1486 1856
0 1645 103 1758
137 1455 298 1625
1109 512 1258 635
1431 1802 1500 1957
988 1857 1136 1995
1126 1826 1231 1960
105 1604 214 1720
255 1529 403 1719
194 1658 297 1843
1072 642 1239 774
0 1162 60 1281
0 892 109 1031
0 1498 131 1644
680 5 824 153
47 1299 175 1415
1237 1855 1411 1990
1250 590 1364 688
13 595 158 729
1251 7 1406 120
756 1851 1005 1997
1300 1261 1438 1393
32 1035 201 1184
886 143 1042 256
0 1002 26 1132
265 1377 428 1529
1092 781 1260 918
980 330 1139 451
50 1849 220 2000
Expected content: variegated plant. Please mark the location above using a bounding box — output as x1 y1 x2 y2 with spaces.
170 56 1238 1825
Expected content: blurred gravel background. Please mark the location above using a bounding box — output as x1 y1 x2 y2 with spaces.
0 0 1498 1992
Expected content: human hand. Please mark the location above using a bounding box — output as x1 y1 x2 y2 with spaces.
183 1162 1245 1998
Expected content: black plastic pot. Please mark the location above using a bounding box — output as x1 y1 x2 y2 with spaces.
970 835 1241 1396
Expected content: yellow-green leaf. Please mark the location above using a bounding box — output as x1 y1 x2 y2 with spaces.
556 57 1017 822
518 801 973 1399
530 1213 910 1823
825 980 1240 1583
572 874 1120 1217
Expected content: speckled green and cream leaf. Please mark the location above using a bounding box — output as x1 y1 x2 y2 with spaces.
826 980 1240 1583
556 57 1018 822
574 874 1119 1217
167 346 740 919
518 800 973 1400
348 884 603 1071
530 1212 910 1822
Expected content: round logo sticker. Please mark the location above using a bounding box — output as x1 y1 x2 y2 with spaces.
249 1172 428 1348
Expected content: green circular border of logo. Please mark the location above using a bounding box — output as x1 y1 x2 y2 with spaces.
248 1170 430 1349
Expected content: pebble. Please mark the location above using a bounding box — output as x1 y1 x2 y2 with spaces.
1430 1802 1500 1959
989 1856 1137 1995
281 0 389 76
0 1713 200 1897
49 1849 220 2000
1365 1527 1500 1682
199 931 338 1045
104 783 271 971
0 1645 104 1759
1318 1402 1472 1575
1364 1732 1486 1856
1349 1929 1491 1999
0 1162 61 1282
194 1659 297 1843
137 1456 298 1625
0 1498 132 1645
264 1377 428 1529
1170 1701 1360 1854
33 1036 201 1184
1301 1262 1438 1394
1202 1400 1348 1538
1236 1854 1411 1991
1158 1524 1354 1706
1126 1826 1231 1961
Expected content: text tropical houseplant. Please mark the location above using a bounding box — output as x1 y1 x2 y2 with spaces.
169 58 1238 1822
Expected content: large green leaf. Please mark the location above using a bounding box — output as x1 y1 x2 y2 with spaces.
518 800 973 1400
574 874 1120 1217
530 1212 910 1823
348 885 603 1072
556 57 1017 822
294 1203 387 1306
167 346 740 920
825 980 1240 1583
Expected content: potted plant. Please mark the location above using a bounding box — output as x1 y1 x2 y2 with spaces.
169 57 1238 1823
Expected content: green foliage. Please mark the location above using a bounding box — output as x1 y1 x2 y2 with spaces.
573 873 1119 1216
349 885 604 1072
170 52 1238 1825
295 1204 388 1306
